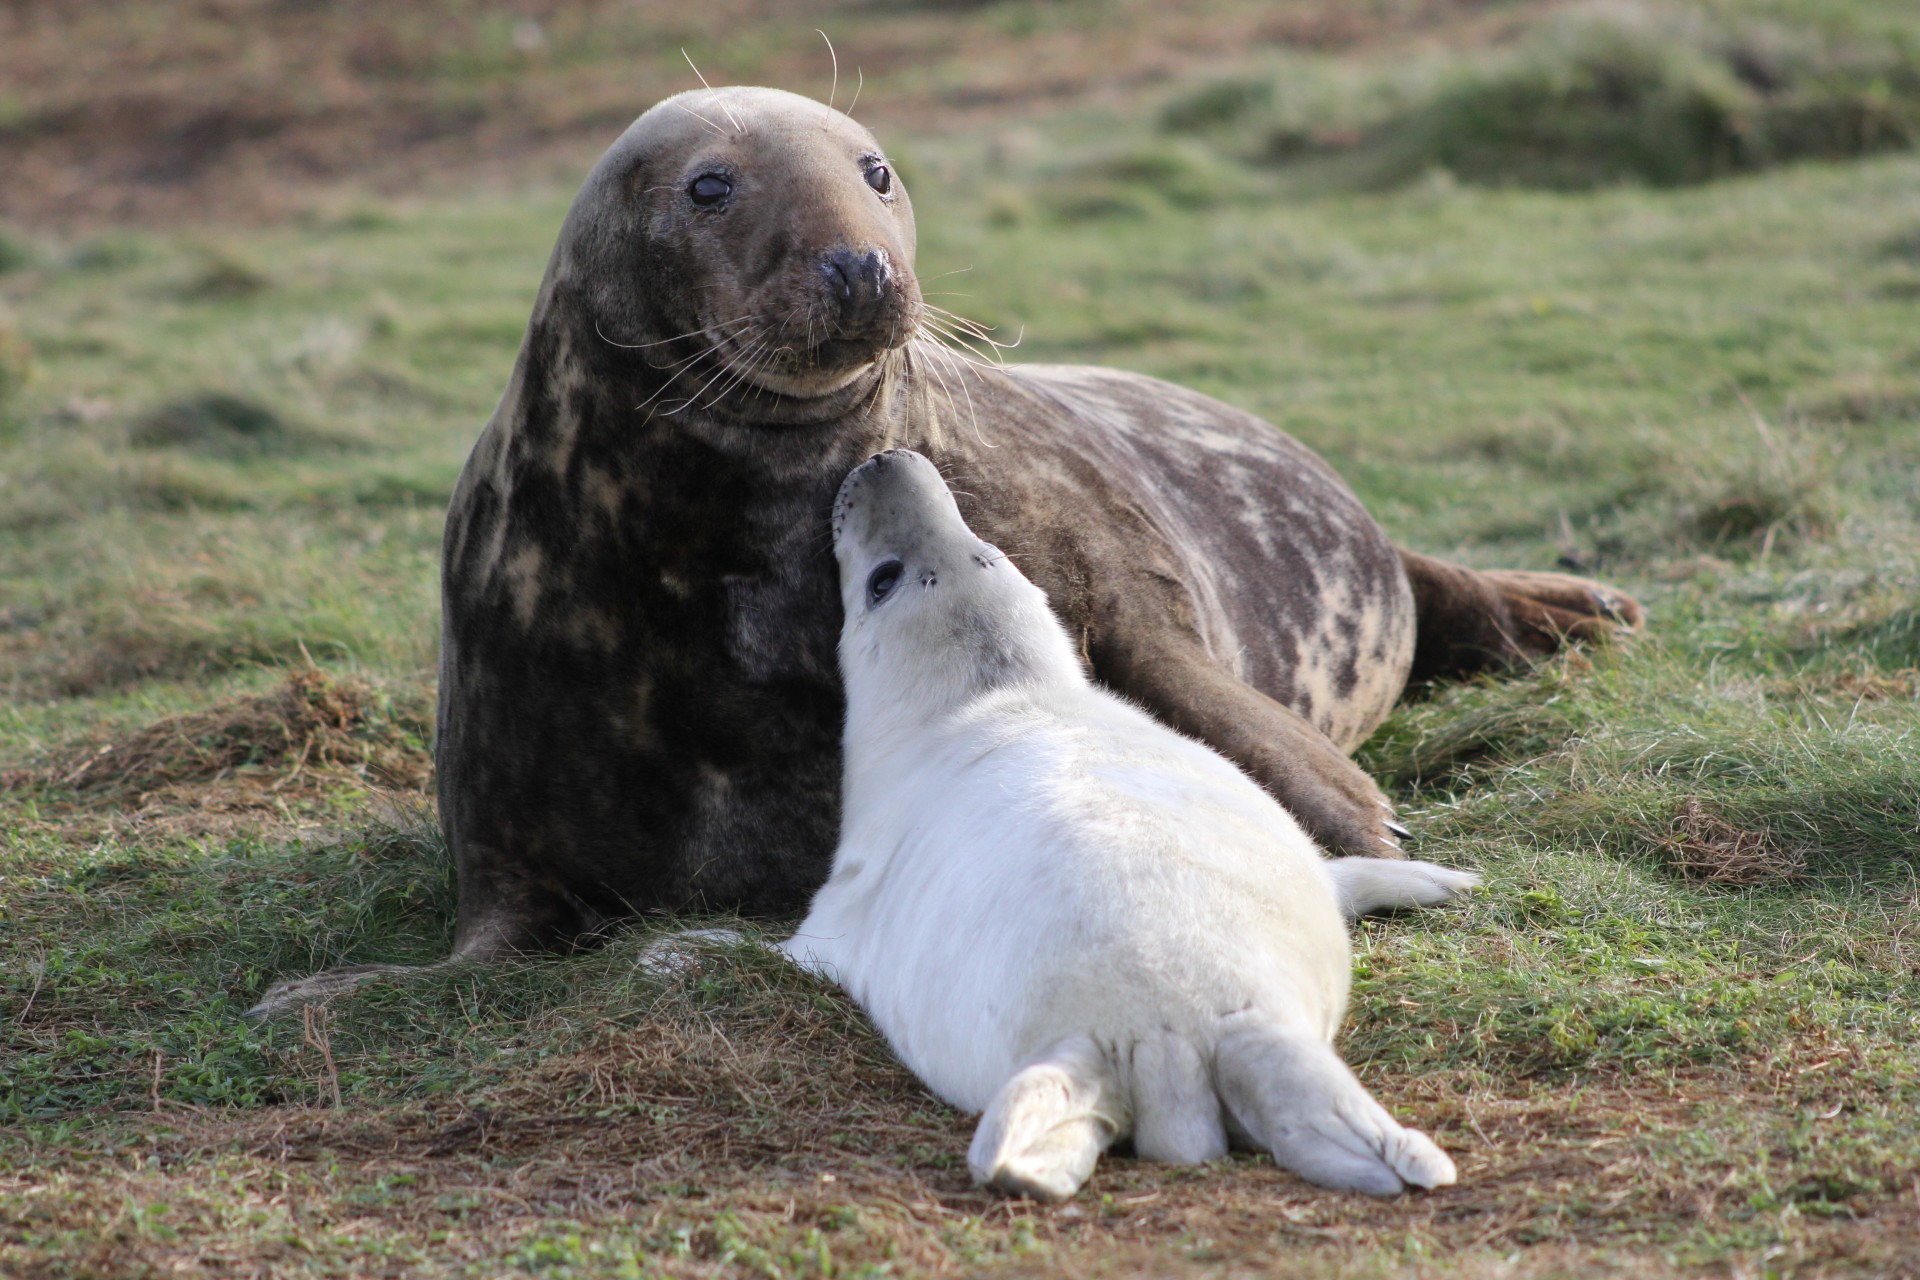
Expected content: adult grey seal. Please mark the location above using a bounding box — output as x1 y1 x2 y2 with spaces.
250 86 1638 1013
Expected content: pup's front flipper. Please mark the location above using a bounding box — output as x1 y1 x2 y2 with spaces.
1324 858 1480 921
969 1037 1126 1203
1214 1024 1456 1195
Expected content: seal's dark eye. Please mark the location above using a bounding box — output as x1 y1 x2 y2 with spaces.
688 173 732 207
864 164 892 196
866 559 904 606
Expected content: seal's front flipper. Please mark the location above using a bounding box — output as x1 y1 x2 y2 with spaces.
969 1038 1124 1203
1324 858 1480 921
1106 645 1408 857
1214 1025 1456 1195
244 962 433 1023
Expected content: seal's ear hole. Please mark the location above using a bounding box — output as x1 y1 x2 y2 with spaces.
867 559 904 607
689 173 733 207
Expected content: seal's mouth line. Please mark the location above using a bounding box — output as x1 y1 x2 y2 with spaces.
699 313 911 403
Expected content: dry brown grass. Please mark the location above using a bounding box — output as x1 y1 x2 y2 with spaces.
1656 798 1807 887
0 667 432 837
7 983 1919 1279
1779 669 1920 705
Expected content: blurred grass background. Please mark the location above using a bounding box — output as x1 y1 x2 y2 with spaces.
2 1 1919 1276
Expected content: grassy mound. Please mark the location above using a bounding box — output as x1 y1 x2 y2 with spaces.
130 390 361 459
1161 4 1920 190
1383 9 1918 189
8 667 432 802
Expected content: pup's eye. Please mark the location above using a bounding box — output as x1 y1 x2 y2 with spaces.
866 559 904 605
864 164 892 196
688 173 732 206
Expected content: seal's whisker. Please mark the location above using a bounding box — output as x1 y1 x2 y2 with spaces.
769 303 811 371
634 338 734 412
914 342 966 444
701 339 780 411
676 337 772 415
924 302 1001 331
907 340 960 433
672 102 728 138
924 339 992 449
667 340 763 415
772 303 807 338
925 312 1024 359
634 361 703 412
806 520 840 560
639 317 757 372
918 320 1007 376
846 67 864 119
818 29 839 114
642 346 712 374
930 335 1010 379
918 311 1003 356
598 314 754 352
925 304 1024 352
682 51 745 132
919 265 975 285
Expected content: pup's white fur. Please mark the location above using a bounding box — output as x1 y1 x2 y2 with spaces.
782 450 1476 1201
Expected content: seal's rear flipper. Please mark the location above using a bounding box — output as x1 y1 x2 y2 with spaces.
1400 549 1643 684
1214 1025 1456 1195
969 1038 1124 1203
1129 1031 1231 1164
1325 858 1480 921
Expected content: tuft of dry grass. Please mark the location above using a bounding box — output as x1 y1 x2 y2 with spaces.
2 667 432 818
1769 668 1920 705
1656 798 1806 887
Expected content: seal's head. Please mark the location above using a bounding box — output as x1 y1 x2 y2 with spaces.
832 450 1083 717
556 85 923 410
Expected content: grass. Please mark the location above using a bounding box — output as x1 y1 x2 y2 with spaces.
1156 0 1920 191
3 0 1920 1275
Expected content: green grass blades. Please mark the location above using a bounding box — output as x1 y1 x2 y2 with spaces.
4 3 1920 1275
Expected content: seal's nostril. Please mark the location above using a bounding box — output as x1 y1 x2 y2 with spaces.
824 254 854 302
822 248 889 315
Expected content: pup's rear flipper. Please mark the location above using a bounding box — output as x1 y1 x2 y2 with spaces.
969 1037 1124 1203
1325 857 1480 921
1214 1025 1455 1195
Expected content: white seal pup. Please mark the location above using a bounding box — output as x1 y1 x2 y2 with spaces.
781 449 1479 1202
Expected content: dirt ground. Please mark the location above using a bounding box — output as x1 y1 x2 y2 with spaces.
0 0 1522 228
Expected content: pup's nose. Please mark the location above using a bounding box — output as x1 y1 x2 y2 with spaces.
822 247 891 325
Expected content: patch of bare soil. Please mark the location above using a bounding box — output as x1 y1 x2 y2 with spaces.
0 0 1532 228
